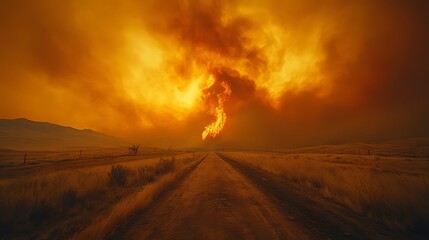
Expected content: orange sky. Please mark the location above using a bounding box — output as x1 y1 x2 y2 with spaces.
1 0 428 148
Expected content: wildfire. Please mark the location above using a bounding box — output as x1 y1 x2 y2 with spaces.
202 75 232 140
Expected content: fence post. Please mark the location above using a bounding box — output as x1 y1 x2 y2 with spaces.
24 153 27 165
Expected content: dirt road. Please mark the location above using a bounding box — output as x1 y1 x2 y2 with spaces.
113 152 392 240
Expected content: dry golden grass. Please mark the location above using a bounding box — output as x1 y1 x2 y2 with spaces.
72 174 176 239
72 154 202 240
224 151 429 235
0 147 134 167
0 151 203 238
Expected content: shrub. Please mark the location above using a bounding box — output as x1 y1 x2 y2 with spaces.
137 158 175 184
156 157 175 175
108 165 130 187
137 166 156 183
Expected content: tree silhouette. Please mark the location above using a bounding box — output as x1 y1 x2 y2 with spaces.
129 144 140 156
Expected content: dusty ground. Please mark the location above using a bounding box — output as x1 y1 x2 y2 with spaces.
112 152 394 240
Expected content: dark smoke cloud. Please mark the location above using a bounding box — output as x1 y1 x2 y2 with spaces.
0 0 428 148
219 0 429 148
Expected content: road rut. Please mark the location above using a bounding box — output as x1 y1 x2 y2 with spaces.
116 152 310 240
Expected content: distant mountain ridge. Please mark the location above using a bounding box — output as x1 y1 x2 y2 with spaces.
0 118 127 150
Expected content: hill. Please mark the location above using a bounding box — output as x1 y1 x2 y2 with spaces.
0 118 127 150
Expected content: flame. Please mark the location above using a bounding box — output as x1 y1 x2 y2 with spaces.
202 75 232 140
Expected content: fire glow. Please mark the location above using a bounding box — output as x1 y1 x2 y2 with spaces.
202 75 232 140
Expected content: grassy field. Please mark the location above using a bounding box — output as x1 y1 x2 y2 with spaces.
223 150 429 236
2 144 428 238
0 148 204 239
0 147 164 167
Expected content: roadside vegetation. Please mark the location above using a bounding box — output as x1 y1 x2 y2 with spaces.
223 151 429 237
0 152 203 239
72 155 201 240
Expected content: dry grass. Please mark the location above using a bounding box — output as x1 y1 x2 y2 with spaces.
73 174 174 240
0 147 167 167
224 151 429 236
0 152 203 238
72 154 201 239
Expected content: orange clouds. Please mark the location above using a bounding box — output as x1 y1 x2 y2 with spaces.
0 0 428 148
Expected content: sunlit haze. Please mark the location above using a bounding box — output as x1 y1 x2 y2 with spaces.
1 0 428 148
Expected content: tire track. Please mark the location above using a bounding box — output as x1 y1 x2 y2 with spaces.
115 152 311 240
107 153 208 239
217 152 393 240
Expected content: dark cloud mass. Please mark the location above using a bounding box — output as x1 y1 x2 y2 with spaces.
0 0 428 148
